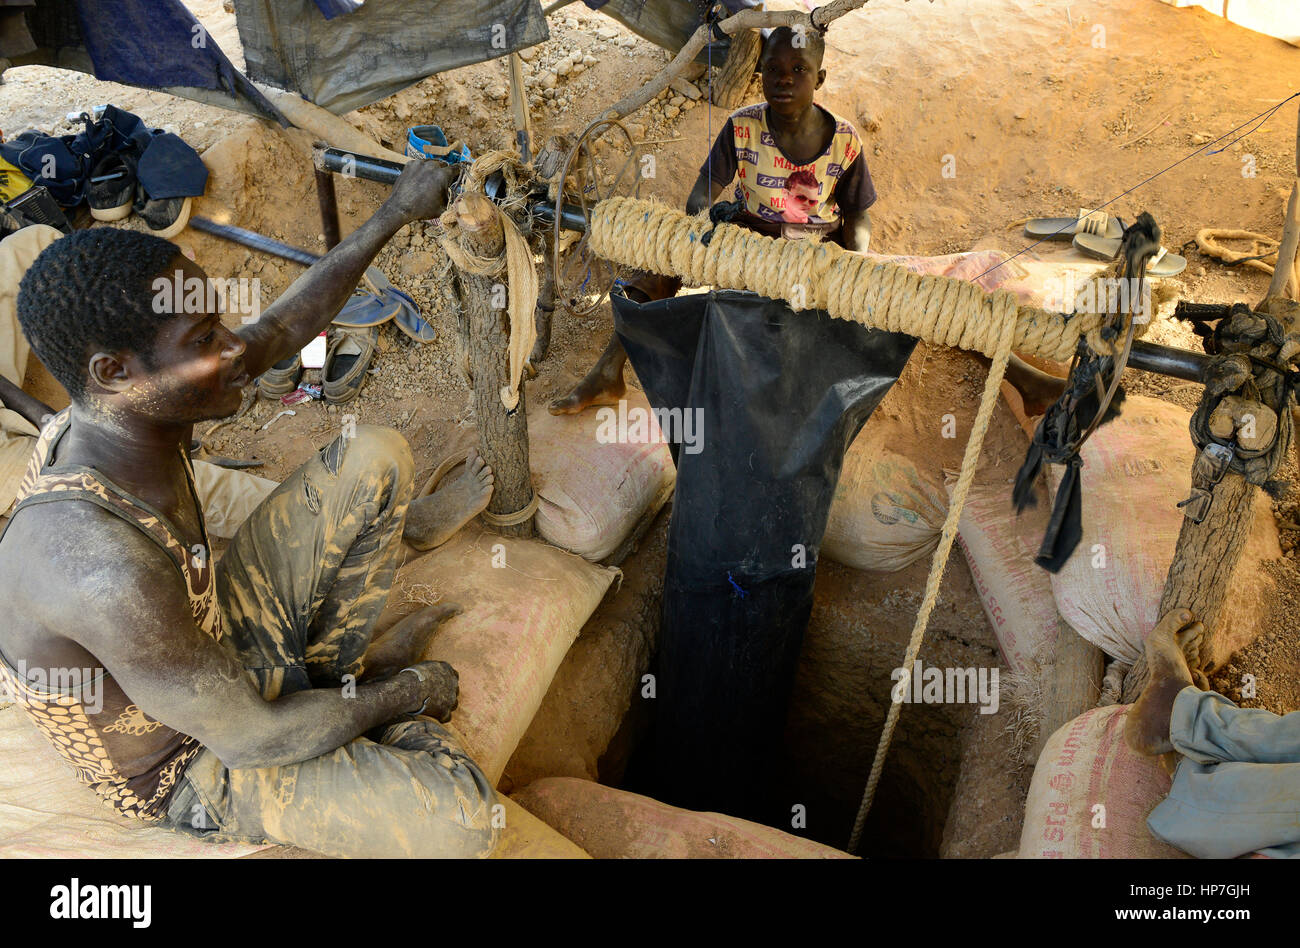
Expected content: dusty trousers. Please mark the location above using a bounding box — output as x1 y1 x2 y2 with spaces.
164 425 498 858
1146 686 1300 859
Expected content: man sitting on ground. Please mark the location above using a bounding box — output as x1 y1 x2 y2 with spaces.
0 158 502 858
1126 608 1300 858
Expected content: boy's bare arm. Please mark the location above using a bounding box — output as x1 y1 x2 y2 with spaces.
685 173 730 216
841 208 872 253
32 507 452 770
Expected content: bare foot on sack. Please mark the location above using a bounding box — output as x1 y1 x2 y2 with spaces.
361 602 462 681
1125 609 1200 756
403 453 494 550
548 363 626 415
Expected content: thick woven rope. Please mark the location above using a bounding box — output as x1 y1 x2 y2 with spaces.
588 196 1111 363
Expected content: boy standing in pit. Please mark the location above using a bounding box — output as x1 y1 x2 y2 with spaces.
551 24 874 413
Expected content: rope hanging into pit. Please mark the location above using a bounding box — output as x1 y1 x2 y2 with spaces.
438 192 538 411
845 306 1017 853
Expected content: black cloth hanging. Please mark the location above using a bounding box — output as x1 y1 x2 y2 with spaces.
613 289 916 819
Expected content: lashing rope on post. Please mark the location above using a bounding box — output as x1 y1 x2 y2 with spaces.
585 195 1151 853
438 188 538 411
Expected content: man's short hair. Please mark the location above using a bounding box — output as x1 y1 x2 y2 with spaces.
17 229 181 401
761 24 827 68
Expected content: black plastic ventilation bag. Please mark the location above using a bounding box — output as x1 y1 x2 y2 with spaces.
613 289 917 819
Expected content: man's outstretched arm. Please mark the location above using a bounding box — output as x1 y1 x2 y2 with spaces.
685 172 729 217
236 158 457 380
0 375 53 428
840 208 871 253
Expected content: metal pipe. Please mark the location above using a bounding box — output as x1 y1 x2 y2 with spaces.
313 167 341 249
191 216 322 267
1125 340 1210 383
314 146 404 185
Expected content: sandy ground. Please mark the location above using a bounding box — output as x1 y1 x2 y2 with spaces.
3 0 1300 855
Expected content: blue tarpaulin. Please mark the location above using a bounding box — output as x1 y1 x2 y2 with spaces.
10 0 285 121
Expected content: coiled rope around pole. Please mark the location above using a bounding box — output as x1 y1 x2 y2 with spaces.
585 196 1118 854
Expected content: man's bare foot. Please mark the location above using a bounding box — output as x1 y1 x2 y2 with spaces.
549 368 626 415
550 334 628 415
1005 354 1067 417
362 602 462 680
1125 609 1200 756
403 452 494 551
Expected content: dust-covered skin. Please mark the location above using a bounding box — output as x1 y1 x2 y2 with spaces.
362 602 462 684
1126 609 1200 756
0 159 475 780
401 450 495 551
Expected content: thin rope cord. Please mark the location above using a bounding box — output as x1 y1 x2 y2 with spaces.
846 299 1018 854
970 91 1300 284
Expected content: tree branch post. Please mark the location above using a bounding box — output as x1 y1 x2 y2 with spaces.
452 192 536 538
599 0 881 122
1122 104 1300 704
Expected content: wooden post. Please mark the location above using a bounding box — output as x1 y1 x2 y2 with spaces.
313 167 340 250
1123 105 1300 704
453 192 536 538
710 26 762 110
1033 617 1104 760
1265 105 1300 303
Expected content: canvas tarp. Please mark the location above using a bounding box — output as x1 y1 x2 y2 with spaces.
2 0 285 122
1158 0 1300 46
231 0 550 114
589 0 760 65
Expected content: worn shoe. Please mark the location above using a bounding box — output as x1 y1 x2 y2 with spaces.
88 151 135 221
135 192 192 239
258 352 302 399
323 327 377 405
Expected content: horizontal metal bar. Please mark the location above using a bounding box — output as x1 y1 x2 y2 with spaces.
313 146 404 185
1126 339 1210 383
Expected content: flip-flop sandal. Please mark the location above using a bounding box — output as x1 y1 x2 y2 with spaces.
332 289 401 327
393 293 436 343
360 265 392 296
1072 231 1188 277
1025 208 1125 242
